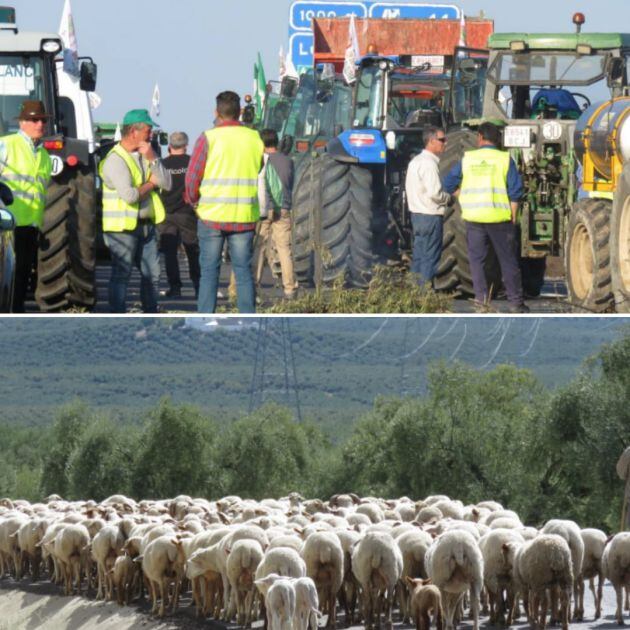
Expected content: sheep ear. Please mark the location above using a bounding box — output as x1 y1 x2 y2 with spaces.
422 578 433 585
404 576 416 587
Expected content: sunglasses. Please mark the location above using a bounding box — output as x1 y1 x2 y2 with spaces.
27 118 48 124
435 137 447 143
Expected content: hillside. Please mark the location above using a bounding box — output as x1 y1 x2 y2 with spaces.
0 317 625 438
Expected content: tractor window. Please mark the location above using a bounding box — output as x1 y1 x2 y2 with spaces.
354 65 383 128
452 56 488 123
0 55 47 135
388 83 448 128
489 52 606 85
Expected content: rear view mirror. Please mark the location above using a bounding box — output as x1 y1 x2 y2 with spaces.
280 76 298 98
80 61 97 92
158 132 168 146
0 208 15 231
607 57 625 88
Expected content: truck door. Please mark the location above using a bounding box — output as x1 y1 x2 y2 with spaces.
450 47 489 123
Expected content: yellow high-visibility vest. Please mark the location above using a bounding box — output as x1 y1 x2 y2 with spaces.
99 144 165 232
0 133 51 228
196 125 264 223
459 148 512 223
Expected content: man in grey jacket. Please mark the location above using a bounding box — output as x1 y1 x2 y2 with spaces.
404 126 451 287
100 109 172 312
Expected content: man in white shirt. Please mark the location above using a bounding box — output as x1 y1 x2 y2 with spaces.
404 126 451 287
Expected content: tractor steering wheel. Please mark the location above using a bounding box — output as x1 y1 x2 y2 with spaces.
571 92 591 110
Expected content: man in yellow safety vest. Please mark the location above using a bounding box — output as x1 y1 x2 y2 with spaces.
0 100 53 312
185 91 264 313
100 109 172 313
444 122 529 313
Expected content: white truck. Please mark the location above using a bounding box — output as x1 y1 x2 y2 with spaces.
0 5 98 311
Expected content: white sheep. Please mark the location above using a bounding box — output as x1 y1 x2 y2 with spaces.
257 575 296 630
602 531 630 625
351 530 403 629
478 527 524 625
425 529 483 630
540 518 584 620
301 531 344 628
91 524 125 600
396 529 433 622
225 538 264 625
579 528 607 620
139 535 187 617
514 533 573 630
256 573 320 630
52 523 91 595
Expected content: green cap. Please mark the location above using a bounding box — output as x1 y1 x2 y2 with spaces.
122 109 158 127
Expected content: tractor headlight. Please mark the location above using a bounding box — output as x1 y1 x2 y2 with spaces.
41 39 62 54
385 131 396 150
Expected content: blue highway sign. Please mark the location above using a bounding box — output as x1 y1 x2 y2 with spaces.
368 3 460 19
290 1 368 31
289 1 462 68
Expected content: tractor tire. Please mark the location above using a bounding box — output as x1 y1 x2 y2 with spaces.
36 166 97 312
319 153 375 287
436 128 502 296
610 163 630 312
565 197 613 312
292 153 377 288
291 155 318 285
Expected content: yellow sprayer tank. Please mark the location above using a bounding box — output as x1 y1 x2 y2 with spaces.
574 96 630 181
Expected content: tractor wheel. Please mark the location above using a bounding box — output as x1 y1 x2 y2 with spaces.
565 197 613 312
436 128 502 296
611 164 630 313
319 153 375 287
291 155 318 285
36 167 97 312
292 153 377 288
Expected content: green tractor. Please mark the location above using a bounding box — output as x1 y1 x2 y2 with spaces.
441 13 630 309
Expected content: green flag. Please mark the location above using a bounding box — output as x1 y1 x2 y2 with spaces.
254 52 267 125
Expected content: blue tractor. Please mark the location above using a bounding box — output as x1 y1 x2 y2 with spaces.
291 50 489 288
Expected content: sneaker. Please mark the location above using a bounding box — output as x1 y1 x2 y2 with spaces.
507 303 530 314
159 287 181 298
217 290 225 299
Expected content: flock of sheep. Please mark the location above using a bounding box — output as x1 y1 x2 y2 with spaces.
0 492 629 629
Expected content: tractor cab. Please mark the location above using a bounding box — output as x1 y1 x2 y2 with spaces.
282 66 352 160
480 14 630 260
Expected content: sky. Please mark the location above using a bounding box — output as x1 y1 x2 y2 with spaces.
7 0 630 144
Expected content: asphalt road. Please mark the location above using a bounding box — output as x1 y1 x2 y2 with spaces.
0 576 625 629
24 252 580 315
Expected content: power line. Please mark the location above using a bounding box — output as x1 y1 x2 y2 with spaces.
397 319 441 359
339 318 389 358
449 322 468 362
480 319 512 369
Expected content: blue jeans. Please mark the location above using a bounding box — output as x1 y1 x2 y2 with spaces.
104 224 160 313
410 213 443 286
197 221 255 313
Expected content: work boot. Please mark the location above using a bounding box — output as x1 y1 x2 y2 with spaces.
507 302 530 314
160 286 182 298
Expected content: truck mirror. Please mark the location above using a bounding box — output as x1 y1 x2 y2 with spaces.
280 134 294 155
158 132 168 146
280 76 298 98
80 61 97 92
607 57 625 87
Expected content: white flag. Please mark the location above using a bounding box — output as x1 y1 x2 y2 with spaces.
114 123 122 142
458 12 467 48
279 45 286 80
343 15 361 85
88 92 102 110
151 83 160 118
285 50 299 80
59 0 79 77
